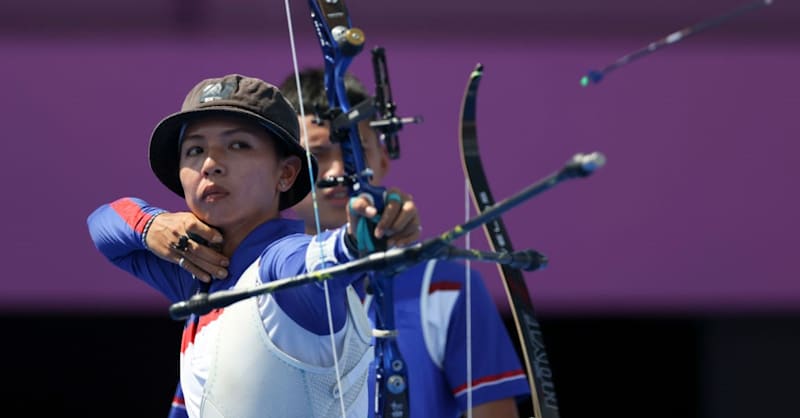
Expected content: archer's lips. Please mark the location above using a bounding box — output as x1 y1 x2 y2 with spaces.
322 187 349 207
201 185 229 202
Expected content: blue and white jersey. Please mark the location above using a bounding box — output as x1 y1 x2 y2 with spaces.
88 197 371 417
359 259 530 417
167 259 531 418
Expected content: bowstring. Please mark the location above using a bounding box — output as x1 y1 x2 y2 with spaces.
464 179 473 417
282 1 348 416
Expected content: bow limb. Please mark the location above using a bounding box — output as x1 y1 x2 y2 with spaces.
458 64 560 418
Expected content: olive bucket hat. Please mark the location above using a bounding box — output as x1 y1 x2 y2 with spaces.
148 74 317 210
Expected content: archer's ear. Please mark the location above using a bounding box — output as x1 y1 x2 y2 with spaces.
278 155 302 192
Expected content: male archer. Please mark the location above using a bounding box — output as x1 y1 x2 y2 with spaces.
279 68 530 418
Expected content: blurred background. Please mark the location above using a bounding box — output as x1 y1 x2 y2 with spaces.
2 0 799 416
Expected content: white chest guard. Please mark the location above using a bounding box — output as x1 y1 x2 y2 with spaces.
194 262 373 418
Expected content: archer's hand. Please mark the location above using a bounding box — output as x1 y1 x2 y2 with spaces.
144 212 230 283
347 188 420 248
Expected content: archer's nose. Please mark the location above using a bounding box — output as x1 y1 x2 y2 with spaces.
318 145 347 179
202 150 226 177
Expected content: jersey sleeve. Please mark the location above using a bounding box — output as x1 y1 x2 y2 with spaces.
87 197 199 302
441 266 531 411
257 226 359 335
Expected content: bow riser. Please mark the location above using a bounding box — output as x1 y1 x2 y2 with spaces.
307 2 408 417
309 0 384 213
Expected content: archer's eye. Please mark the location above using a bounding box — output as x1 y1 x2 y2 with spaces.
185 146 203 157
231 141 252 150
311 146 333 160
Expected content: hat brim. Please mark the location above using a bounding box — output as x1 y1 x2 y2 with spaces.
148 107 316 211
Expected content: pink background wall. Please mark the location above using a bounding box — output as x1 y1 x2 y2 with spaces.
2 0 798 315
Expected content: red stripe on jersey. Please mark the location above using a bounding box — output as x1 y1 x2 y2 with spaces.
110 198 151 233
180 308 224 353
452 369 527 395
428 281 461 294
171 395 185 407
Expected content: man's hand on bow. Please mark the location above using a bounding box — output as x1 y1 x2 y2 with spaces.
347 187 420 248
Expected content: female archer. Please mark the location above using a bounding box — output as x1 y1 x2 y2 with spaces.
87 73 420 417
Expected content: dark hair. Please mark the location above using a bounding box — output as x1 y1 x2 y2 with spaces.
279 68 370 115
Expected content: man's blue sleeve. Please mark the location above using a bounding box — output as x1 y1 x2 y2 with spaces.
443 266 531 411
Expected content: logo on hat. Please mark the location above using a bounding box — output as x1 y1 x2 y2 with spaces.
199 80 236 103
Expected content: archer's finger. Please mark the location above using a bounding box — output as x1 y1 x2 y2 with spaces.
186 226 224 247
377 192 416 241
387 215 421 247
348 195 378 221
185 232 229 272
183 250 229 280
374 190 403 238
176 256 213 283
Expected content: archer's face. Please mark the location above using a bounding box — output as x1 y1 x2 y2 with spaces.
178 115 300 232
293 115 389 231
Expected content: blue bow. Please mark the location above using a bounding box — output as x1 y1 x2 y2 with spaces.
303 1 410 417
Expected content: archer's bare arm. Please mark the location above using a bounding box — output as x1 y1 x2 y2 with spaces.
467 398 520 418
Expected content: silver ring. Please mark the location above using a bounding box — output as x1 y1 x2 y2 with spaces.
178 257 186 268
